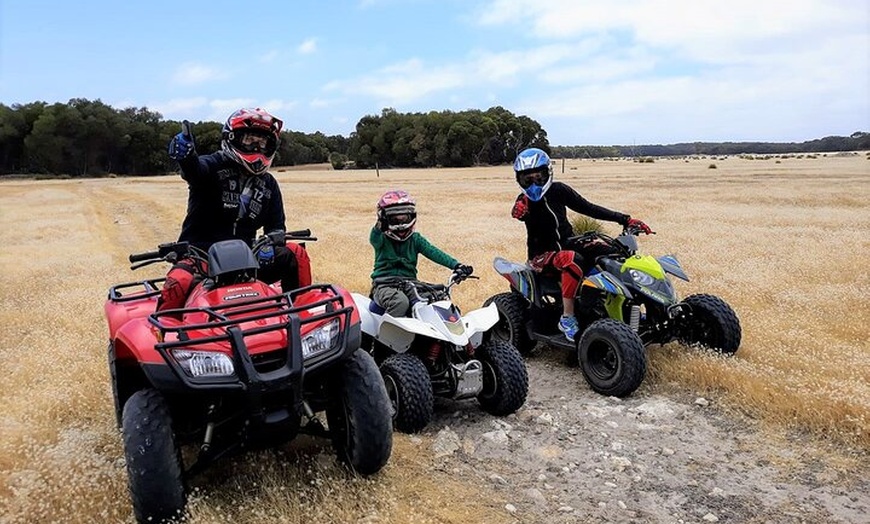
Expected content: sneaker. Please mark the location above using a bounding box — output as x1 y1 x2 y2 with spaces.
558 315 580 342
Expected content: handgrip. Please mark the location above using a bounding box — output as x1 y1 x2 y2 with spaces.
129 251 160 263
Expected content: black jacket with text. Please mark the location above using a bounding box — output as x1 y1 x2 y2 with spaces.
176 151 286 251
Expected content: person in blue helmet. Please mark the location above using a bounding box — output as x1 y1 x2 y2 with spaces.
510 147 652 341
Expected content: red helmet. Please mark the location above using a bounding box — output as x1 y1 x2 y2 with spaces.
377 190 417 242
221 108 283 175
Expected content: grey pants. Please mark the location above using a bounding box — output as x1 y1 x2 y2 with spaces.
372 284 411 317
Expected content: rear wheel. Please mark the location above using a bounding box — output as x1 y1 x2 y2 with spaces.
379 353 434 433
121 389 185 524
679 294 742 355
577 319 647 397
476 340 528 416
326 349 393 475
483 293 536 355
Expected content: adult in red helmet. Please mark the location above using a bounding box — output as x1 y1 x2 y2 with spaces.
157 108 310 312
370 189 472 317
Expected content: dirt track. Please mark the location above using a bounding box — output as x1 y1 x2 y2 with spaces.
409 345 869 524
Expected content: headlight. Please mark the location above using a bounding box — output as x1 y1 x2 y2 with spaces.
629 269 655 286
301 319 341 359
171 349 235 378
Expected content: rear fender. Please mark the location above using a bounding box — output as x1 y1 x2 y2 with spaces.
493 257 535 301
351 292 379 337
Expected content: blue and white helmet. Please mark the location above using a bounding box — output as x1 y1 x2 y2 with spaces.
513 148 553 201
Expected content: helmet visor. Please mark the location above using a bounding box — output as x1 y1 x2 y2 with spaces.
386 212 414 227
231 130 278 156
517 168 547 189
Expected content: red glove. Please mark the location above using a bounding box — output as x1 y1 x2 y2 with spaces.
511 196 529 220
627 218 653 234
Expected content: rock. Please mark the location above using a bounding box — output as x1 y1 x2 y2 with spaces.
432 427 461 457
558 505 574 512
489 474 508 485
536 413 554 425
662 447 676 456
702 513 719 522
695 397 710 407
504 504 517 514
524 488 547 506
482 429 510 445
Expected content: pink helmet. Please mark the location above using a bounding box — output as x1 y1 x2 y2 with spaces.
377 190 417 241
221 108 283 175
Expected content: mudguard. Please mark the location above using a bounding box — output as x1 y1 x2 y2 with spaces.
351 292 468 352
582 271 633 299
462 302 499 346
113 318 164 365
657 254 689 282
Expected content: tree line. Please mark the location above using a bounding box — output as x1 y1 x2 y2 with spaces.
1 98 866 176
0 99 350 176
551 132 870 159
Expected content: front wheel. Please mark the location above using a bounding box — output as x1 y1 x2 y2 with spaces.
483 293 536 355
577 319 647 397
476 340 529 416
379 353 434 434
121 389 186 524
678 294 742 355
326 349 393 475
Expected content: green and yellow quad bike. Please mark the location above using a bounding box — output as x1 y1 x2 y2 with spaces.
485 224 741 397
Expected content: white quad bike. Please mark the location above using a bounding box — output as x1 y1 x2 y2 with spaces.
352 270 528 433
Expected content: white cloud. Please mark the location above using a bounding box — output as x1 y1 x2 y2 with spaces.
310 97 345 108
328 58 466 105
151 97 209 119
259 50 279 63
476 0 861 63
298 38 317 55
171 63 229 86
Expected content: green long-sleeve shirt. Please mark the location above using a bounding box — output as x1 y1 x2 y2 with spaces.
370 227 459 280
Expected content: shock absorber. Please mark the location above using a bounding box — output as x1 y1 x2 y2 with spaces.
629 305 641 332
427 341 442 363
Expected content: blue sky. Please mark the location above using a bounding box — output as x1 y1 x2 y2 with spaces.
1 0 868 146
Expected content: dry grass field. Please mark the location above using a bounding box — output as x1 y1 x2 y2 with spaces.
0 154 868 523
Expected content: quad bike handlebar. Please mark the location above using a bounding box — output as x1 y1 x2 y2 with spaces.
128 229 317 270
372 268 478 304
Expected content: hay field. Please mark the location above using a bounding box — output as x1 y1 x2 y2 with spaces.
0 154 868 523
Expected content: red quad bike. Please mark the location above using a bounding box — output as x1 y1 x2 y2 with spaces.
104 230 392 524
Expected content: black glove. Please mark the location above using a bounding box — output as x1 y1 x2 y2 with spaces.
453 263 474 279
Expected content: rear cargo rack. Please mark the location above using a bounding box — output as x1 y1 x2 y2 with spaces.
107 278 166 302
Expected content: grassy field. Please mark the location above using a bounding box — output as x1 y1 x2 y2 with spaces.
0 153 868 523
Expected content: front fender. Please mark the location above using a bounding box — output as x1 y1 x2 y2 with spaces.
582 272 633 299
113 318 165 365
463 302 499 338
657 254 689 282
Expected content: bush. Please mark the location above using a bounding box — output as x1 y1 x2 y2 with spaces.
571 215 604 234
708 163 717 169
329 152 349 170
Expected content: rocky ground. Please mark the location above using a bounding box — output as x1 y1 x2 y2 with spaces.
412 347 869 524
